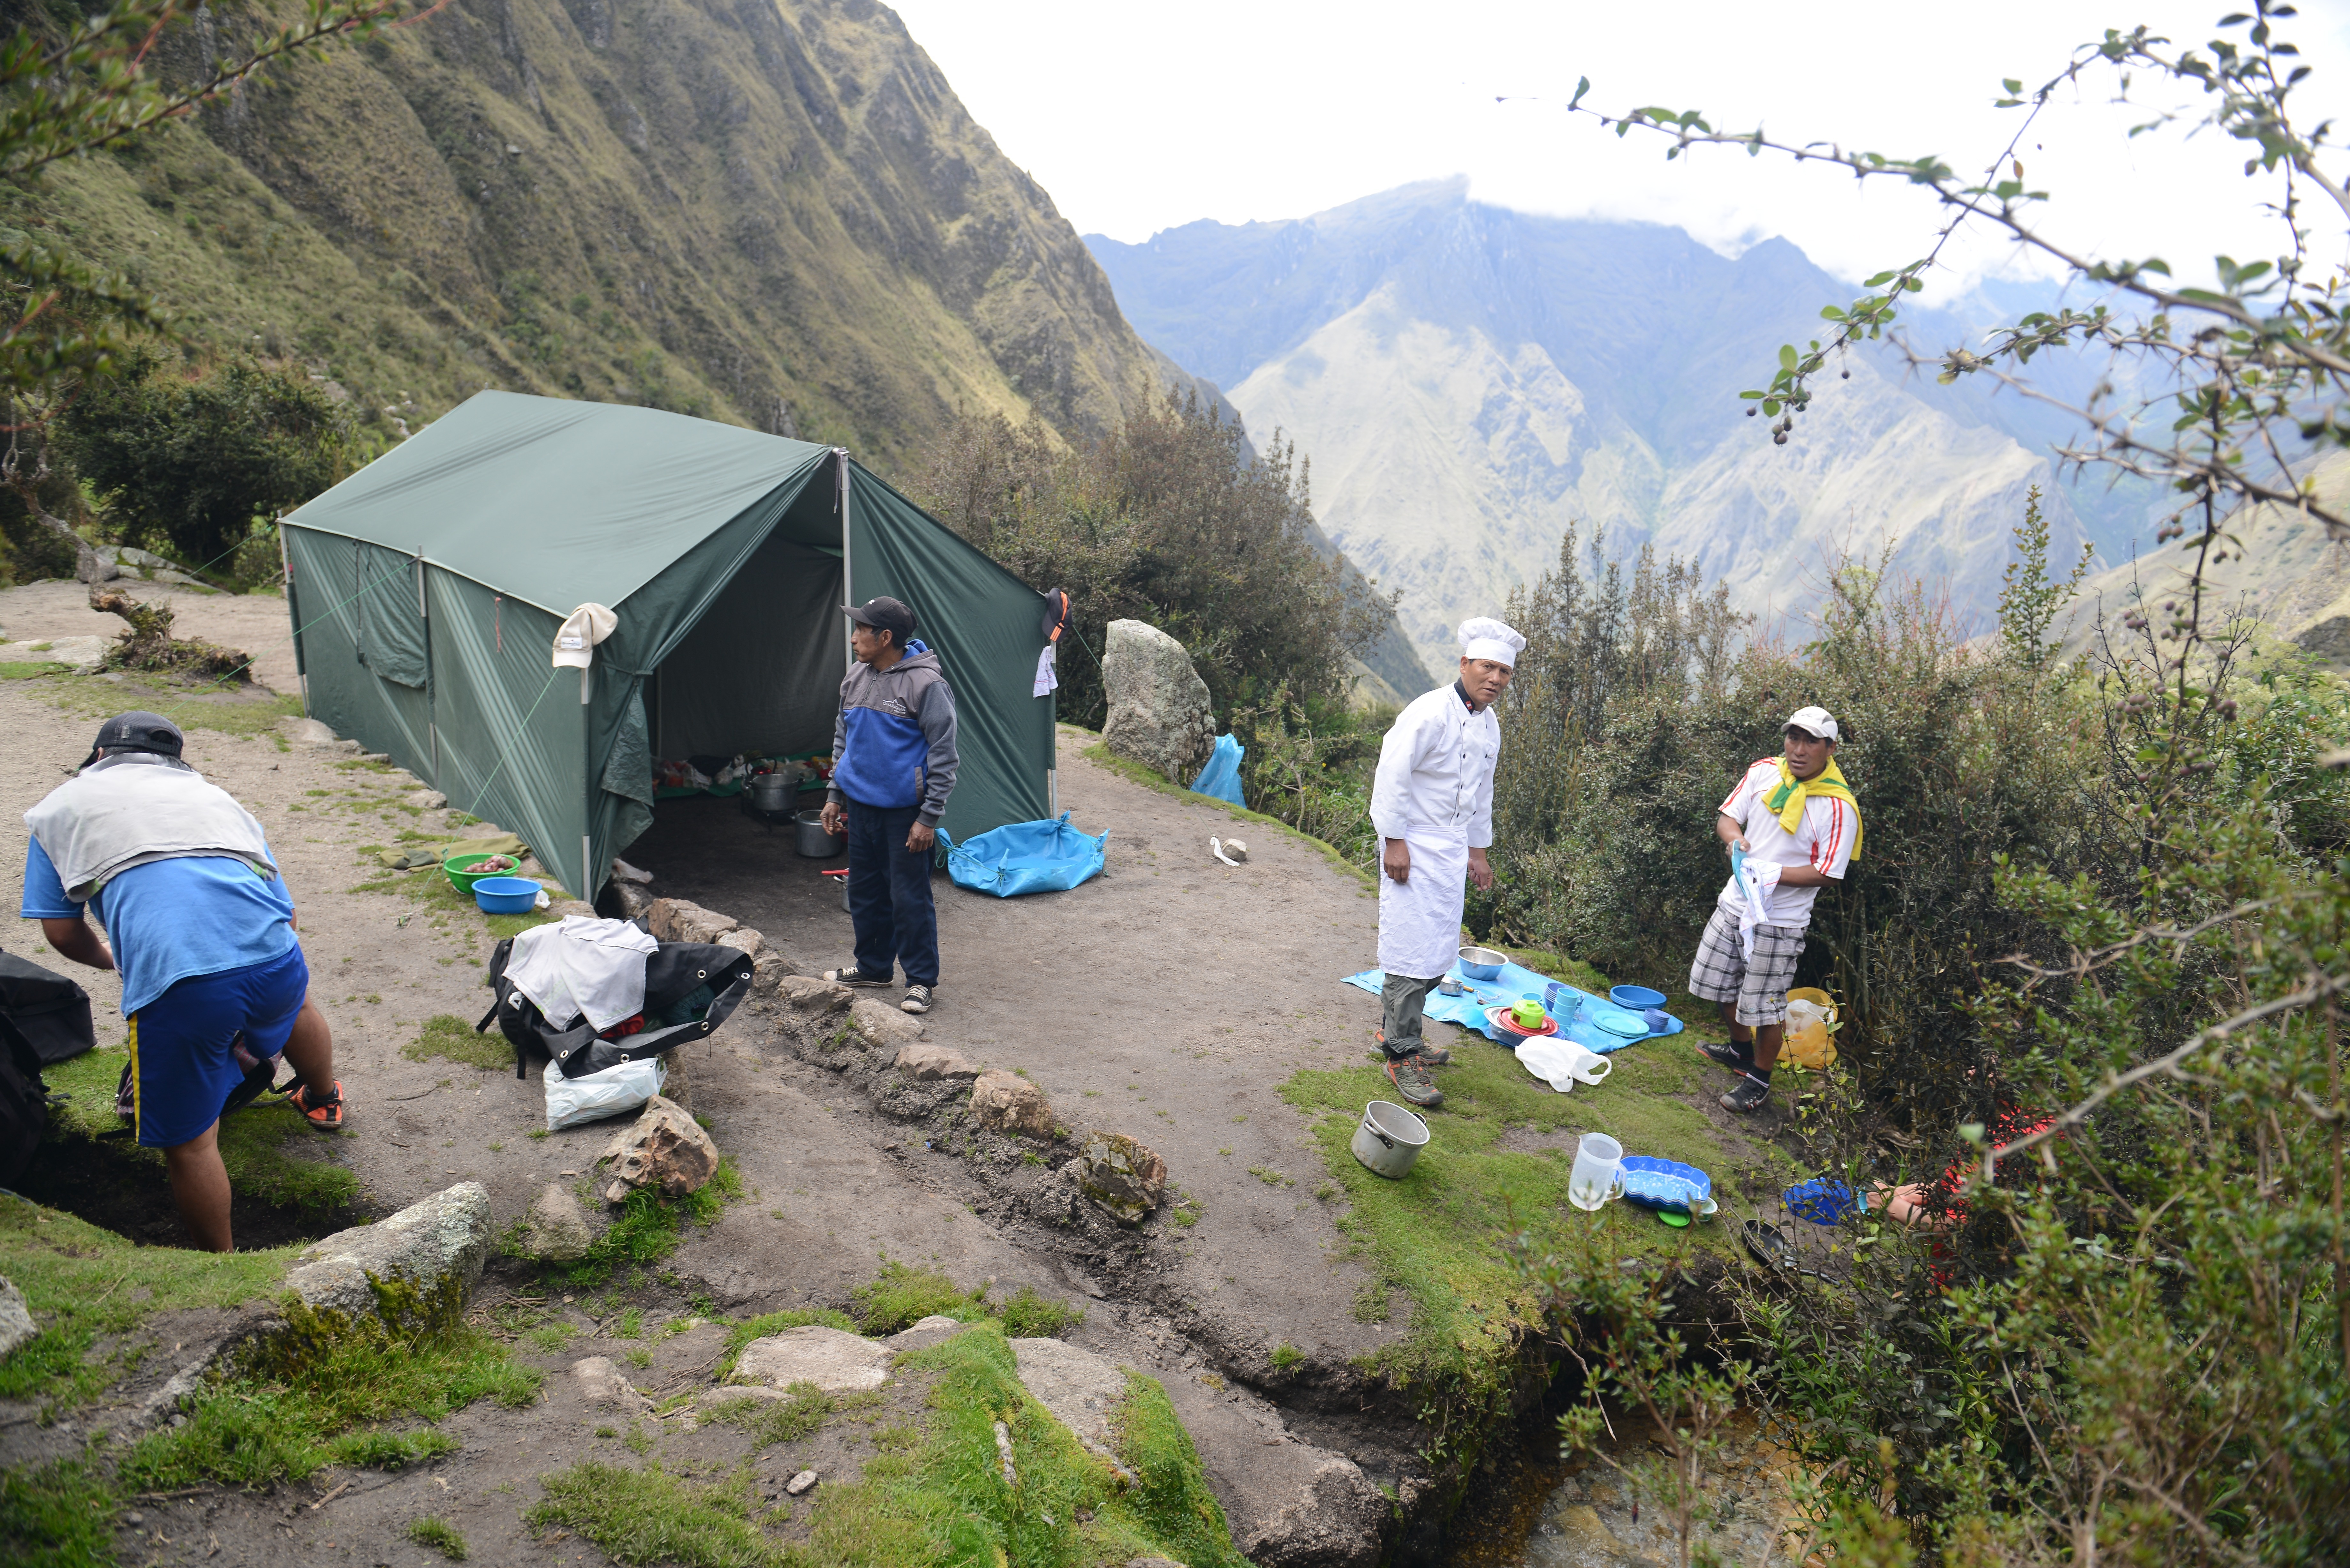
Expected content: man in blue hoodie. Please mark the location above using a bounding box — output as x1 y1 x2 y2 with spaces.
821 597 958 1015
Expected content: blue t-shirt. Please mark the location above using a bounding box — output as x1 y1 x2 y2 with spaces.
20 838 298 1016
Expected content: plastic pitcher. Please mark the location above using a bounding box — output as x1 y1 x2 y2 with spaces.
1569 1132 1626 1211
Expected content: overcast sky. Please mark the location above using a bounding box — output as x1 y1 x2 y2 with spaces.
887 0 2350 298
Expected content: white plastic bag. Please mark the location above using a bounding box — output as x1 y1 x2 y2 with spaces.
1514 1037 1614 1093
545 1053 666 1131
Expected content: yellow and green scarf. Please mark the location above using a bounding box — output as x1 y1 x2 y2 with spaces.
1763 758 1861 862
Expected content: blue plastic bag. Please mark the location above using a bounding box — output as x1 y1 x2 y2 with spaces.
936 813 1108 898
1190 733 1246 806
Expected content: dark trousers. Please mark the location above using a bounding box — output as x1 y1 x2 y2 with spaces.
1381 971 1439 1059
846 799 938 987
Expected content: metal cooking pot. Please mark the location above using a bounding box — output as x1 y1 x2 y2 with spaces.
748 771 794 811
794 807 846 858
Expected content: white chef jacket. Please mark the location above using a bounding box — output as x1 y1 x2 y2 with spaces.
1370 683 1501 978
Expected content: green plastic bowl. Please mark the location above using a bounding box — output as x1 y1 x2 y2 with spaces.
444 850 522 895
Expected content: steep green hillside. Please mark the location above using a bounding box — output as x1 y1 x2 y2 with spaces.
4 0 1184 463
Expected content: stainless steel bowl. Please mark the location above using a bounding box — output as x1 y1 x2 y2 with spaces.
1458 946 1508 981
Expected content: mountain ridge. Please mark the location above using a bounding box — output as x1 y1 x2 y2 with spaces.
1090 182 2165 668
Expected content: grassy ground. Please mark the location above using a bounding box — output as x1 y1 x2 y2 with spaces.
6 671 304 742
38 1043 360 1224
528 1322 1245 1568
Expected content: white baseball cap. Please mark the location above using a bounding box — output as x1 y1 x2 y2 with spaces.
1785 705 1839 742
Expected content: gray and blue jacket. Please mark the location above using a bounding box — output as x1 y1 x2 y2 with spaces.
829 643 958 824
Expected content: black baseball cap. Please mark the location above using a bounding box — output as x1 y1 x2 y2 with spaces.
83 711 185 769
842 596 916 643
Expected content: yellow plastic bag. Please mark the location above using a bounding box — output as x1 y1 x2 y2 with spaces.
1784 987 1838 1070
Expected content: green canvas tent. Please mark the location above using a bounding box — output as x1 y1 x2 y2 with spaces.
279 391 1057 901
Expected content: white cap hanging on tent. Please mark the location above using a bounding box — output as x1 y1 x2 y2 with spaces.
552 603 618 669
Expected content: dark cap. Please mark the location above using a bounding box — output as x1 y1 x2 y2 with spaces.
83 711 185 769
842 596 916 643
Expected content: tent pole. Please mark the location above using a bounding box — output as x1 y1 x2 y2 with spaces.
836 447 853 671
277 519 308 715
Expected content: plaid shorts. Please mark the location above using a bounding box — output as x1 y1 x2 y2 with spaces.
1686 905 1805 1027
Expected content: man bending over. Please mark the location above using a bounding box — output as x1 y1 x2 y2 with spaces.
21 713 342 1250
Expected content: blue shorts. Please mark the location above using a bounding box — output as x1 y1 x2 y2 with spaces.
128 944 310 1149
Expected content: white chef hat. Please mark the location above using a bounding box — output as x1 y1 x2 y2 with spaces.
1457 616 1527 668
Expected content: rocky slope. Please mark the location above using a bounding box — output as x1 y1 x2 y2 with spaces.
6 0 1207 465
1090 179 2164 669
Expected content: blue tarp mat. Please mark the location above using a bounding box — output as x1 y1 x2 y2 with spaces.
938 813 1107 898
1190 733 1246 805
1340 955 1685 1054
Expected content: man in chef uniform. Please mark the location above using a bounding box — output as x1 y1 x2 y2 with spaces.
1368 617 1523 1109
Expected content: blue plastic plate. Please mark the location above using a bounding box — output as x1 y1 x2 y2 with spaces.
1589 1006 1650 1037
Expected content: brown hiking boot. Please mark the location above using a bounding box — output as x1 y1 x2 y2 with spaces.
1384 1052 1444 1109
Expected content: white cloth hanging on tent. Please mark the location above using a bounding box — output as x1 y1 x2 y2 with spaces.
552 603 618 668
505 915 657 1031
1032 642 1058 698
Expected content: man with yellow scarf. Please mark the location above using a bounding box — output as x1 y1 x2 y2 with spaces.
1687 706 1861 1114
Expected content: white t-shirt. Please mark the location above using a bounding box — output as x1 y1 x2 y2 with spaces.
1714 757 1856 929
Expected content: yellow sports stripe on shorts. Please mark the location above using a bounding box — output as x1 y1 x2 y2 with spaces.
126 1012 141 1138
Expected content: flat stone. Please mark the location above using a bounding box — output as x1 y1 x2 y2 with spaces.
1012 1337 1131 1466
547 900 599 922
521 1183 593 1262
1126 1559 1187 1568
775 975 852 1016
850 995 924 1048
971 1069 1055 1140
714 926 763 961
610 857 654 885
358 751 392 764
730 1324 892 1393
882 1315 968 1352
610 882 656 919
283 1182 489 1323
283 717 340 746
1232 1454 1390 1568
407 789 448 809
785 1470 818 1496
571 1356 652 1414
648 897 739 946
0 1277 36 1358
895 1041 980 1081
600 1094 718 1200
0 635 110 674
1073 1131 1167 1225
749 950 790 994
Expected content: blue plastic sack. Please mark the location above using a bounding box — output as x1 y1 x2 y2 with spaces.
1190 733 1246 805
937 813 1108 898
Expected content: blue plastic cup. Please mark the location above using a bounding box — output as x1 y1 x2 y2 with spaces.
1544 982 1583 1017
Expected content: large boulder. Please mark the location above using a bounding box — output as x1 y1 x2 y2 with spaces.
282 1182 489 1323
1072 1131 1167 1225
1102 619 1215 786
601 1095 719 1202
971 1070 1055 1140
730 1324 893 1393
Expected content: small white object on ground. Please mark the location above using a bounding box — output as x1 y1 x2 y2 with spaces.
1209 837 1241 868
785 1470 819 1496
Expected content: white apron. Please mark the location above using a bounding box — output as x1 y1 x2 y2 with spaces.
1378 829 1468 981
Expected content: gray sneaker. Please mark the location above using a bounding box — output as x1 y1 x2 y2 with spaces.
1384 1052 1444 1109
824 965 889 988
901 984 933 1015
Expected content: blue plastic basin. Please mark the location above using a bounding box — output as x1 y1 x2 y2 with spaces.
473 875 541 914
1610 984 1668 1010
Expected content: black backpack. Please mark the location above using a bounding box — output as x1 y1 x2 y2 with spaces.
0 1013 50 1187
477 929 753 1081
0 950 95 1066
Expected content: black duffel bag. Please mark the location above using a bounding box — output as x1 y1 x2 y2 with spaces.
477 930 753 1081
0 949 95 1066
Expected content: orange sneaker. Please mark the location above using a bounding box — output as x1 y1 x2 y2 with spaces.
288 1079 346 1132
